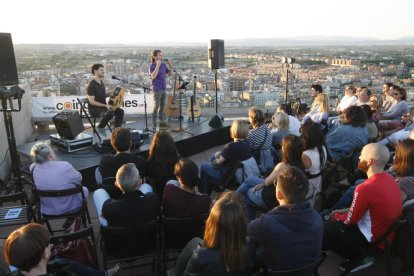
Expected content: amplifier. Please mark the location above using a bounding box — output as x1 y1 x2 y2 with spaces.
52 110 84 140
50 133 93 152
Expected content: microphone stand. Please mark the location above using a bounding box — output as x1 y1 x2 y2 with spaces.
112 77 154 134
167 63 193 135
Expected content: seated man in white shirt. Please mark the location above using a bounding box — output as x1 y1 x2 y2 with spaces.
328 86 358 126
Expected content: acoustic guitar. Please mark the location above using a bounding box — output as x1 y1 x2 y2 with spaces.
164 77 180 118
186 76 202 120
107 86 125 110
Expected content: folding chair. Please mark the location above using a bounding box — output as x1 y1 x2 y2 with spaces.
264 252 327 276
161 214 208 273
100 218 161 274
34 185 91 234
49 225 98 269
76 97 112 142
340 218 407 276
0 192 35 238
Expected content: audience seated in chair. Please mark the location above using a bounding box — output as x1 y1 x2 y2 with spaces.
382 82 395 112
276 105 300 136
163 158 211 218
380 85 408 122
324 139 414 215
4 223 118 276
247 107 272 159
323 143 402 272
30 143 89 216
146 131 179 197
336 86 358 115
302 92 329 125
370 94 383 124
248 167 323 272
96 127 145 186
236 135 303 220
93 163 159 227
300 121 327 207
355 87 371 106
269 111 291 149
200 120 252 195
326 106 368 162
174 192 253 276
361 105 379 141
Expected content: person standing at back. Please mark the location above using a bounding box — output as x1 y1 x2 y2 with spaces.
149 50 173 130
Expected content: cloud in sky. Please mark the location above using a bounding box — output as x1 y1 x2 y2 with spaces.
1 0 413 44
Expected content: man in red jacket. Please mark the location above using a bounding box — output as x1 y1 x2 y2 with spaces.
323 143 402 272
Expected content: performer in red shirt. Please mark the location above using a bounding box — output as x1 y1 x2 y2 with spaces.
323 143 402 272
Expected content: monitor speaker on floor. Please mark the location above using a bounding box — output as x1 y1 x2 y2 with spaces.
208 114 224 129
52 110 85 140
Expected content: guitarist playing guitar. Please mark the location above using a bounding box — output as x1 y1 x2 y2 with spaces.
87 63 124 137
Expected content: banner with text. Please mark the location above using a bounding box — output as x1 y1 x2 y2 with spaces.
32 95 154 119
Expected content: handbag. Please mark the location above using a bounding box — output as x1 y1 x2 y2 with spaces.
51 218 96 267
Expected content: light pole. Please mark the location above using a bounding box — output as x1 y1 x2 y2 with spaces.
281 57 295 105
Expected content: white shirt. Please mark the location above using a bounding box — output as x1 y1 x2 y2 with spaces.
338 95 358 112
288 115 301 136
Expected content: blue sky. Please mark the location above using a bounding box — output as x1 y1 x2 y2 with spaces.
1 0 413 43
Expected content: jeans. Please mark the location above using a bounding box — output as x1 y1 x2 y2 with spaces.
236 176 266 221
199 158 224 195
152 90 166 124
93 184 153 226
329 179 365 212
378 128 412 145
323 221 370 260
89 106 124 128
175 237 203 276
95 167 102 185
49 258 105 275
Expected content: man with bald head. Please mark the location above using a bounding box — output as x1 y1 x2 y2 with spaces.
323 143 402 272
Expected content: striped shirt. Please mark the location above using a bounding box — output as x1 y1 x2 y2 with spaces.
248 125 272 151
397 176 414 202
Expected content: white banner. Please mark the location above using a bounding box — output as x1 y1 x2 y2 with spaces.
32 95 154 119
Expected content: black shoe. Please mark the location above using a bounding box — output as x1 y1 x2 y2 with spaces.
340 257 374 272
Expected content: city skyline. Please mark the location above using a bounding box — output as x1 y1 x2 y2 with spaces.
2 0 414 44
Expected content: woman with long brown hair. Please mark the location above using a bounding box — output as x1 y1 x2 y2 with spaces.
392 139 414 203
174 191 252 275
146 131 179 197
236 135 303 220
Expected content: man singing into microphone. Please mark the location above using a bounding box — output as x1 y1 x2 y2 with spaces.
149 50 173 130
87 63 124 138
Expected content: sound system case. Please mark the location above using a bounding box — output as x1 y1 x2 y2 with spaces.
50 133 93 152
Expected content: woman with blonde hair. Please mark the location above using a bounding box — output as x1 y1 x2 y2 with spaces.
302 93 329 124
174 191 252 275
270 111 291 148
200 120 252 195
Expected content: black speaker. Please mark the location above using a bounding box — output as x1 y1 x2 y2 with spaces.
209 114 224 129
208 39 225 69
52 110 84 140
0 33 18 86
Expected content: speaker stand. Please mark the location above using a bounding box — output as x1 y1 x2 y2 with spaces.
0 86 27 192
